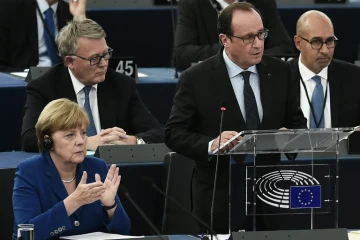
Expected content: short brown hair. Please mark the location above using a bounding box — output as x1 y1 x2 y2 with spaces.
217 2 261 37
35 98 90 151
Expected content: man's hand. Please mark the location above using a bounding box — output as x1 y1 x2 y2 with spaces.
211 131 241 153
69 0 86 20
86 127 137 150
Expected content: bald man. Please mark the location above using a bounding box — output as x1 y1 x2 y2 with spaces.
288 10 360 129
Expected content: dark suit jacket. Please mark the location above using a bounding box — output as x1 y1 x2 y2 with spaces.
12 152 130 240
288 57 360 128
0 0 71 72
21 64 164 152
174 0 294 69
165 49 306 231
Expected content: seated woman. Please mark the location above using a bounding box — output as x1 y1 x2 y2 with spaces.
12 98 130 239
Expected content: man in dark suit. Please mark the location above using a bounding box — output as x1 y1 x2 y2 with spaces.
0 0 86 72
174 0 294 69
289 10 360 128
22 18 164 152
165 2 306 232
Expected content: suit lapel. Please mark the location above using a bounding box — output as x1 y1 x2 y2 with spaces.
211 51 246 129
328 62 341 127
290 58 302 98
55 66 77 101
256 59 273 128
97 75 117 129
43 152 69 203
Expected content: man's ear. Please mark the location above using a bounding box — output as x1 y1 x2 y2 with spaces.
219 34 229 47
64 56 75 69
294 35 302 52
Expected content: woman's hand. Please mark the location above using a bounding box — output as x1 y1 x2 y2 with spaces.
96 164 121 206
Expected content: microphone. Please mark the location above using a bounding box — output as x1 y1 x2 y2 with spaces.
120 186 166 240
143 177 218 240
210 104 226 240
169 0 179 79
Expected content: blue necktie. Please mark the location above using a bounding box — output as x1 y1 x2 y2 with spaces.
242 71 260 130
44 8 61 65
309 76 325 128
83 86 97 136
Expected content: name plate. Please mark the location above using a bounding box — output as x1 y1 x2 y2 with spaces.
109 57 137 79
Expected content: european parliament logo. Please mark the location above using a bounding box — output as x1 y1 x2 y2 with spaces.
290 185 321 209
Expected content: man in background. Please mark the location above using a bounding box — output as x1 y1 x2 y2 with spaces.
0 0 86 72
21 19 164 152
174 0 294 69
289 10 360 129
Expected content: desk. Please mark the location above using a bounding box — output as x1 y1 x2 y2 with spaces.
2 152 360 238
87 4 360 67
0 68 177 151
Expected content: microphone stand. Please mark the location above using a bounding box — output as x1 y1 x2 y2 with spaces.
210 106 226 240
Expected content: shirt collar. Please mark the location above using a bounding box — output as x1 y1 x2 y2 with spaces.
216 0 237 9
222 49 258 79
68 68 98 94
298 54 328 81
37 0 58 15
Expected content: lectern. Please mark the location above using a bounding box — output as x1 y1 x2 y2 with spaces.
216 128 357 235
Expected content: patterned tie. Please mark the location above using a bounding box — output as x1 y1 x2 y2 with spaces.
242 71 260 130
44 8 61 65
309 76 325 128
83 86 97 136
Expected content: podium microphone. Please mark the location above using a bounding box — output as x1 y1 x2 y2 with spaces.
210 105 226 240
143 177 218 240
121 186 166 240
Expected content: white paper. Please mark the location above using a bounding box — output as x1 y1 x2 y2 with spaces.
60 232 144 240
137 72 148 78
10 72 28 78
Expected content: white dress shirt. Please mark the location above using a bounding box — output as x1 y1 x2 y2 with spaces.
208 49 263 153
36 0 59 67
216 0 237 9
69 69 101 134
298 55 331 128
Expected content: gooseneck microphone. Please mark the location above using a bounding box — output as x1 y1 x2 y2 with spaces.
121 187 166 240
144 178 218 240
210 105 226 240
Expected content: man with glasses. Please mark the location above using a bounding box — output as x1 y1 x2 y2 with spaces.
289 10 360 129
165 2 306 233
21 19 164 152
174 0 294 69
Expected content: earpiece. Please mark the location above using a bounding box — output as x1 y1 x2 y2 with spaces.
43 135 53 150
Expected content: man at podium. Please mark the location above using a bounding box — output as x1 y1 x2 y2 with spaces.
165 2 306 233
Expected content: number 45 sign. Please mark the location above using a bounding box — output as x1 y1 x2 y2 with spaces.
109 57 137 80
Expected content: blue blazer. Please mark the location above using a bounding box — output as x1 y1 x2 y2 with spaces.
12 152 131 240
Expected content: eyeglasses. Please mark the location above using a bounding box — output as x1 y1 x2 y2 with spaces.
229 28 269 44
70 48 113 65
297 36 338 50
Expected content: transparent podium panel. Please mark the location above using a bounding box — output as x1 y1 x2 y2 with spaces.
214 128 356 154
245 164 331 216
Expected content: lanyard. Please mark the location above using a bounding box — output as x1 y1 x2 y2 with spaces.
300 76 328 128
